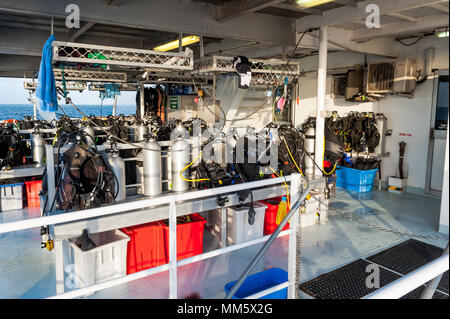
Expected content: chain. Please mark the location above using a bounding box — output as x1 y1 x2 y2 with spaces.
312 196 448 242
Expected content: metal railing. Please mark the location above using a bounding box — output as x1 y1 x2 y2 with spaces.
0 172 308 299
363 252 449 299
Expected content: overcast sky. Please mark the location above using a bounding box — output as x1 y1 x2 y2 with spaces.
0 77 136 105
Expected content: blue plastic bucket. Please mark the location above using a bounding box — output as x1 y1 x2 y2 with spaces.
335 166 378 193
224 268 288 299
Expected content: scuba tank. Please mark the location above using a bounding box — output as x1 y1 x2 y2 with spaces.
136 123 148 142
142 137 162 196
171 138 190 192
304 125 315 180
81 125 95 146
104 143 126 201
136 150 144 195
32 130 45 167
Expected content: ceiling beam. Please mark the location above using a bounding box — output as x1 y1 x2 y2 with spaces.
272 3 323 15
296 0 449 31
217 0 285 22
68 21 96 41
386 12 418 23
352 13 449 41
0 0 296 45
428 2 450 13
334 0 357 6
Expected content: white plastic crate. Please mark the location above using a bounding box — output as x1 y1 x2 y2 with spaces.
0 183 24 212
68 229 130 289
209 202 266 245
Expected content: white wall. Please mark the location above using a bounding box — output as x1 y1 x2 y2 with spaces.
294 35 449 192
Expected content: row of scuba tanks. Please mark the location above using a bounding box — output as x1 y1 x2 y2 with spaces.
30 115 206 212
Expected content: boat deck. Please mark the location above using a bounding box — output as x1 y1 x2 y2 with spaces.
0 188 447 299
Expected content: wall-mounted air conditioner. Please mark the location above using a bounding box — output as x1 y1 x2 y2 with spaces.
366 59 417 95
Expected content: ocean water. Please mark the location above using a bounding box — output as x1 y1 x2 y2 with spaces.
0 104 136 122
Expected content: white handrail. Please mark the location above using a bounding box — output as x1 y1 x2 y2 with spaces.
0 176 291 234
363 254 449 299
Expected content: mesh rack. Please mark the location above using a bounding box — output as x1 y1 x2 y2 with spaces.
52 41 194 72
53 68 127 83
24 80 86 91
194 56 301 86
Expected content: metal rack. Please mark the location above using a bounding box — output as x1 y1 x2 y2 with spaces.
52 41 194 72
53 68 127 83
194 56 301 86
24 80 87 91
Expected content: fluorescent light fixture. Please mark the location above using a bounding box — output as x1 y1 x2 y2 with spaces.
436 31 449 38
295 0 334 9
153 35 200 52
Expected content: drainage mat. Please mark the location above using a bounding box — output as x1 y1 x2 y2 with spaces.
366 239 448 294
299 258 447 299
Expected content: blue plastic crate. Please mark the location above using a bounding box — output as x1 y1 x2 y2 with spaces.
335 166 378 193
224 268 288 299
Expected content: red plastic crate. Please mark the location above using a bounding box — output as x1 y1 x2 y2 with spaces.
161 213 206 261
24 180 42 207
260 197 290 235
121 222 166 275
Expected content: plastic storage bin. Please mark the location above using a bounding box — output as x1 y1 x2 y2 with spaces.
68 229 129 288
0 183 24 212
209 202 266 245
259 197 290 235
224 268 288 299
335 166 378 193
161 213 206 261
121 222 166 274
24 180 42 207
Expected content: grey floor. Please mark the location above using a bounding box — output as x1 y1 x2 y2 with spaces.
0 187 448 299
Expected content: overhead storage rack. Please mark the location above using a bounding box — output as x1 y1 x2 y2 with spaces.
52 41 194 72
194 56 301 86
53 68 127 83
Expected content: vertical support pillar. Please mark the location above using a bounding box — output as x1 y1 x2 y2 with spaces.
55 240 65 294
32 100 37 120
139 86 145 119
169 201 178 299
221 207 227 248
112 95 118 116
45 144 56 212
178 33 183 53
288 173 301 299
314 26 328 178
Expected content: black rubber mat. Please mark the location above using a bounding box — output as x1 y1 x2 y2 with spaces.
299 259 448 299
366 239 448 293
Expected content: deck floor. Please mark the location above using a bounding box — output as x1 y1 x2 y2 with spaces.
0 188 447 299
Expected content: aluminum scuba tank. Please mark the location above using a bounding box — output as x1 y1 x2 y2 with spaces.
171 138 190 192
32 130 45 167
136 123 148 142
142 137 162 196
304 126 315 180
135 150 144 195
104 144 126 201
81 125 95 146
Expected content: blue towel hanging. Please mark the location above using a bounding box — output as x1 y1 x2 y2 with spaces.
35 35 58 115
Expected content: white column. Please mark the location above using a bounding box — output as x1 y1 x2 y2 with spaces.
314 26 328 177
112 95 118 116
139 86 145 119
169 201 178 299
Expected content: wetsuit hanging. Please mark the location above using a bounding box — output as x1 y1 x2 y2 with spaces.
233 56 252 89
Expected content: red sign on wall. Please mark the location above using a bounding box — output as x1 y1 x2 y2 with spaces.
399 133 412 137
